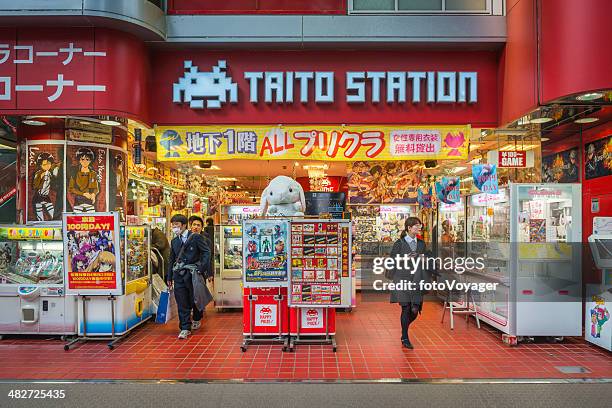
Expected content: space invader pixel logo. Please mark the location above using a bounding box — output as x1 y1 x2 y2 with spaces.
172 60 238 109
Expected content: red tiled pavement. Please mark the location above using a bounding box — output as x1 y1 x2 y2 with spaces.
0 293 610 380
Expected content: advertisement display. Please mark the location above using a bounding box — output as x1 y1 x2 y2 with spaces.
288 220 352 308
347 161 421 204
472 164 499 194
584 134 612 180
242 219 289 287
435 176 461 204
63 212 122 296
542 147 580 183
156 125 470 162
26 143 64 222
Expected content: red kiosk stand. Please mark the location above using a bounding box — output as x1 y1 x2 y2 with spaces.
287 219 352 352
241 219 291 352
241 286 289 351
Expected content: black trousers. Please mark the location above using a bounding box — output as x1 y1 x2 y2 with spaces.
173 271 203 331
400 302 420 341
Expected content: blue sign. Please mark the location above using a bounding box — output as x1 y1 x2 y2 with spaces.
472 164 499 194
435 177 460 204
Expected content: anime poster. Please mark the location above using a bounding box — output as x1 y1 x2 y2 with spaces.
435 177 460 204
542 148 580 183
26 144 64 222
65 144 107 213
63 213 122 295
347 161 421 204
529 219 546 243
585 135 612 180
108 150 128 221
472 164 499 194
243 220 289 286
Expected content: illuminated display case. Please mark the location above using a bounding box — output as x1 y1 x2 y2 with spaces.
0 226 77 336
215 225 243 308
464 184 582 341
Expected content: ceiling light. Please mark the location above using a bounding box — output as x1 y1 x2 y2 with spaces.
469 143 481 151
468 157 481 164
217 177 238 182
574 117 599 124
529 117 553 124
576 92 603 101
499 144 539 151
294 162 300 167
452 167 467 173
22 119 46 126
100 119 121 126
541 138 550 142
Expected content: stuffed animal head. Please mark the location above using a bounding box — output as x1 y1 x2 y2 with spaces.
260 176 305 216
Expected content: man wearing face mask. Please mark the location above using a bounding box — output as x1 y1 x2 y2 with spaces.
167 214 211 339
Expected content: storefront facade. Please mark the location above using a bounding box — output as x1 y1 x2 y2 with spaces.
0 0 610 380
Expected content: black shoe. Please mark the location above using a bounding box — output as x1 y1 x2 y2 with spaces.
402 339 413 349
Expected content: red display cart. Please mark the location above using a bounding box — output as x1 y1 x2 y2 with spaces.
241 219 290 352
287 219 352 352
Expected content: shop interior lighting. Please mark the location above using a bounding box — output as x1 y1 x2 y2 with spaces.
468 157 481 164
195 164 220 170
99 115 122 126
499 144 539 151
469 143 481 151
529 116 553 124
574 117 599 124
576 92 603 101
451 167 467 173
22 118 46 126
541 137 550 141
303 164 328 170
217 177 238 181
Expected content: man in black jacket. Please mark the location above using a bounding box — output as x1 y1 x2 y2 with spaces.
167 214 211 339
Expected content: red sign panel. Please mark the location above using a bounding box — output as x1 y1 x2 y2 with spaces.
498 150 527 168
150 50 498 125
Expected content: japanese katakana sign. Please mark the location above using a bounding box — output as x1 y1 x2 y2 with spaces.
0 42 107 102
155 125 470 161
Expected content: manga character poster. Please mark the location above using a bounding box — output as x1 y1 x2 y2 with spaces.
243 220 289 287
63 213 122 296
108 149 128 221
26 143 64 222
417 187 433 208
435 177 460 204
585 135 612 180
542 147 579 183
65 144 107 213
472 164 499 194
347 161 420 204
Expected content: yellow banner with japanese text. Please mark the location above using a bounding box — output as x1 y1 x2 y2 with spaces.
156 125 470 161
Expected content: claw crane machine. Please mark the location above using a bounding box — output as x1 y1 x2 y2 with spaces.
586 217 612 351
63 213 152 350
0 225 77 337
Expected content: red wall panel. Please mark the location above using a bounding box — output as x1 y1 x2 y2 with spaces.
150 50 498 126
539 0 612 103
499 0 538 126
0 28 150 125
168 0 346 14
0 28 17 111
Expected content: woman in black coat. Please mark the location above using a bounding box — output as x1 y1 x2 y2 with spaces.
388 217 431 349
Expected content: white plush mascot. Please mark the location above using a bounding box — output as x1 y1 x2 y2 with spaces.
260 176 306 216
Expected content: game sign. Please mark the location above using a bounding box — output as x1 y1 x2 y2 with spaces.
63 212 122 296
289 220 352 308
243 219 289 287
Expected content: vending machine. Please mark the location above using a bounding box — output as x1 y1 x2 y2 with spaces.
585 217 612 351
0 225 77 337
